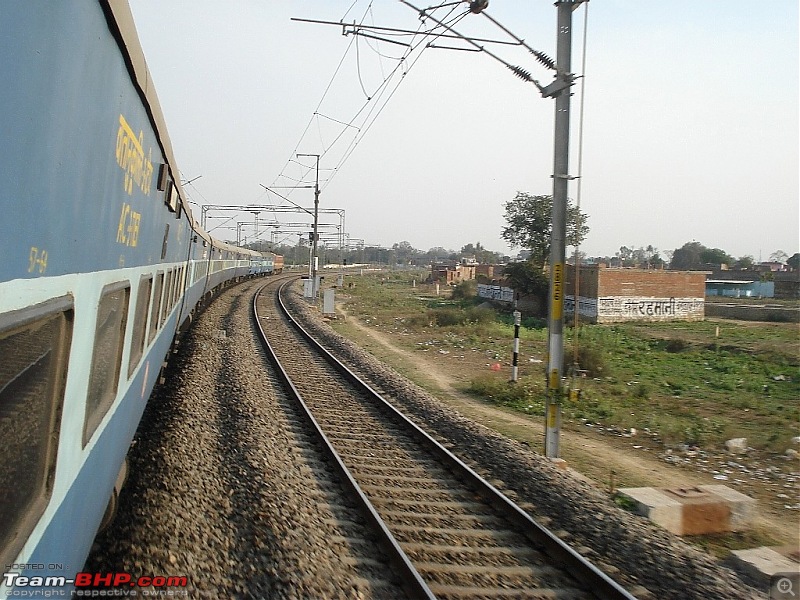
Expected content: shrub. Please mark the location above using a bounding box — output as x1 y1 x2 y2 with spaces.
451 279 477 300
427 305 496 327
468 375 544 412
664 338 691 353
564 344 607 377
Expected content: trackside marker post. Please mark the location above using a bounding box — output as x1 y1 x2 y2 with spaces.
511 310 521 382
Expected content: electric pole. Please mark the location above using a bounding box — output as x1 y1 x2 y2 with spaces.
542 0 584 458
297 153 320 297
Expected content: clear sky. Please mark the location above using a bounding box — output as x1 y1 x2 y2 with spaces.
128 0 798 261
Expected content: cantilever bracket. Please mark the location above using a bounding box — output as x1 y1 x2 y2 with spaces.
540 74 574 98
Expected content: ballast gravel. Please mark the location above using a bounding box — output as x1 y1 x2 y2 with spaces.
87 280 369 599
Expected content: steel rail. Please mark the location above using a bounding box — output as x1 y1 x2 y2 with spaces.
273 280 637 600
252 282 435 599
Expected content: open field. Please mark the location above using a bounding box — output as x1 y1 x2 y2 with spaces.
325 268 799 550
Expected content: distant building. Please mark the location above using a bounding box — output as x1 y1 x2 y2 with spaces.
429 262 475 285
706 279 774 298
704 269 773 297
757 261 788 273
475 264 505 280
774 271 800 299
564 265 705 323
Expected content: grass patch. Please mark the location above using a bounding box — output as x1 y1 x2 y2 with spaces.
468 375 546 415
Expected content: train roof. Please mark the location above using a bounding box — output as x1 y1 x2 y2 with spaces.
104 2 194 223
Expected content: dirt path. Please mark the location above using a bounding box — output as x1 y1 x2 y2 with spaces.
337 307 797 547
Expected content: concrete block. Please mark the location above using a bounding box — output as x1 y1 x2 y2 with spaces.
617 485 756 535
728 547 800 588
617 487 683 535
697 484 757 531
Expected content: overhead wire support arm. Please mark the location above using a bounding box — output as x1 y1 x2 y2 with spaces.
478 11 555 71
259 184 314 217
290 17 521 47
355 31 412 48
397 0 546 93
426 43 481 52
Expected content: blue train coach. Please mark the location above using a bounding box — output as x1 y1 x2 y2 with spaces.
0 1 277 590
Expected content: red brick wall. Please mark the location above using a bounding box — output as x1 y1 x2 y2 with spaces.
598 269 706 298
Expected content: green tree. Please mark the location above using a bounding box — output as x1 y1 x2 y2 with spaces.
501 192 589 269
424 246 454 264
700 247 734 266
787 253 800 270
670 242 704 269
670 242 733 269
734 255 755 270
770 250 789 264
391 240 418 264
502 261 549 298
460 242 502 264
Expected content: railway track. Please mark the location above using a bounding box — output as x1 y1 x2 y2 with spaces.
255 278 637 600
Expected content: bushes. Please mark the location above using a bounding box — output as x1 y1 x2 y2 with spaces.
468 375 545 413
564 344 607 378
451 279 477 300
428 305 496 327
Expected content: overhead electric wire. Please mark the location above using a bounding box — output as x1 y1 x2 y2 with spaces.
274 0 465 198
572 2 590 365
369 5 388 78
272 0 560 218
274 0 552 209
320 4 467 191
398 0 544 90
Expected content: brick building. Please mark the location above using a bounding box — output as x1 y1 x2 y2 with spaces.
565 265 705 323
429 263 476 284
475 264 502 280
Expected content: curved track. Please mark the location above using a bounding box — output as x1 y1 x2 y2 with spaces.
254 279 637 600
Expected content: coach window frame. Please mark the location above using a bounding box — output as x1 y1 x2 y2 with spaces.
83 282 130 446
0 296 74 567
148 272 164 345
128 275 152 378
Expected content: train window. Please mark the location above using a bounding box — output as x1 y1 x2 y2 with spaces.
156 164 168 192
148 273 164 345
128 275 152 378
171 268 179 307
160 224 169 260
83 283 130 446
0 296 73 567
169 269 177 308
174 267 184 306
160 271 173 326
172 268 180 307
165 182 178 213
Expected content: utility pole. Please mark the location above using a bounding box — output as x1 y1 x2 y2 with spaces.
297 153 320 297
542 0 583 458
